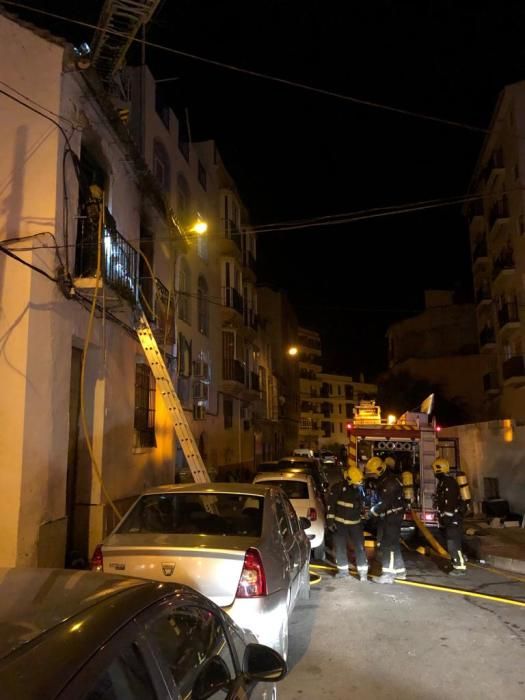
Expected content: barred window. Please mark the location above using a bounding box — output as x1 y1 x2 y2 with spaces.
134 363 156 448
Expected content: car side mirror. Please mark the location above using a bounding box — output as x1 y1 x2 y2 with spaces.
192 656 231 700
242 643 287 682
299 516 311 530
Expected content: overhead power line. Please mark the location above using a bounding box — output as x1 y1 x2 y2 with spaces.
4 1 488 135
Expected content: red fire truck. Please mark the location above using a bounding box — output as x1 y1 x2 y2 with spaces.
347 399 459 537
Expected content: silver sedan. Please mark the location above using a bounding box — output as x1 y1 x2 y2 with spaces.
93 483 311 659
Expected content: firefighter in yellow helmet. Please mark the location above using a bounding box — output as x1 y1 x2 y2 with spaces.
326 465 368 581
432 458 467 576
365 456 406 583
384 456 396 469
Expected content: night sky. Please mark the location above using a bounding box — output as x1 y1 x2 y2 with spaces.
11 0 525 378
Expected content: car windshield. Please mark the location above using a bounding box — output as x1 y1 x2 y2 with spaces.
117 493 264 537
258 480 309 499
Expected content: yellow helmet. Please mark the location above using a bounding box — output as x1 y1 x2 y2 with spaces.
384 456 396 468
365 456 386 478
432 458 450 475
346 465 364 485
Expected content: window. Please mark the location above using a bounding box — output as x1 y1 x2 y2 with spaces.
155 84 170 130
177 333 192 377
176 173 190 221
274 496 293 546
197 276 209 336
339 423 343 433
178 258 191 323
198 160 207 190
282 495 301 535
83 643 156 700
223 398 233 429
178 115 190 162
259 480 308 500
153 140 170 193
146 606 235 699
134 363 156 448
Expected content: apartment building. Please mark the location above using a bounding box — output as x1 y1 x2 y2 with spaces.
386 290 489 420
467 81 525 420
297 327 377 450
298 328 323 448
0 11 281 569
318 373 377 448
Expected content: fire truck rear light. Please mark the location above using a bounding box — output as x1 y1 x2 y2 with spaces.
307 507 317 522
425 513 434 521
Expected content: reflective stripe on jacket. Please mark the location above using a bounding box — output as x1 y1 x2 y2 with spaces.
327 481 364 525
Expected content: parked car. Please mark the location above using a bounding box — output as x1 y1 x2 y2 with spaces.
0 567 287 700
276 456 330 497
255 460 279 473
292 448 314 458
253 471 327 559
92 483 311 659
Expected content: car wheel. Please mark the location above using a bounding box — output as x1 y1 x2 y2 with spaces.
313 541 325 560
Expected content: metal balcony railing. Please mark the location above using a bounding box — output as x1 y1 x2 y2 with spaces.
502 355 525 381
224 287 244 314
479 326 495 347
320 385 330 398
492 248 515 280
244 308 259 330
223 358 245 384
483 372 499 392
154 278 175 345
475 284 491 305
227 220 242 251
498 300 519 328
488 197 509 230
75 205 138 304
472 237 487 262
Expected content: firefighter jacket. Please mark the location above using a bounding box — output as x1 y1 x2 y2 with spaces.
326 481 364 526
372 472 404 517
435 474 464 526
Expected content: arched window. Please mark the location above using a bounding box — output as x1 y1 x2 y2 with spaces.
153 139 170 193
177 173 190 221
178 257 191 324
198 275 209 336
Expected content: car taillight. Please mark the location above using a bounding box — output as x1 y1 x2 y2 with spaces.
424 513 434 522
90 545 104 571
236 548 267 598
307 507 317 522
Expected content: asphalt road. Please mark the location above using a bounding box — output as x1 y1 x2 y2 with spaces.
279 551 525 700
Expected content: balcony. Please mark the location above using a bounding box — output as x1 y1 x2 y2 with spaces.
502 356 525 386
217 219 243 258
488 197 510 232
223 358 245 383
472 237 488 265
483 372 500 395
492 247 515 283
475 283 492 307
479 326 496 350
75 213 138 304
223 287 244 315
497 300 520 332
320 384 330 398
153 277 175 345
484 149 505 189
243 249 257 275
243 308 259 333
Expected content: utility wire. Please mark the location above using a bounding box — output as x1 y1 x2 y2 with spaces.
4 1 489 135
0 243 58 282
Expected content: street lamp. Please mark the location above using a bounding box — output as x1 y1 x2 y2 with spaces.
190 216 208 235
287 346 299 357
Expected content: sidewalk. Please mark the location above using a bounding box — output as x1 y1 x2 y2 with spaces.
464 524 525 575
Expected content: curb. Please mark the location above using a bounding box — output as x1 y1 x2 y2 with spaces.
483 554 525 576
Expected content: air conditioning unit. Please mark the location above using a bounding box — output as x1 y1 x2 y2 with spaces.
193 381 209 401
194 360 210 380
193 403 207 421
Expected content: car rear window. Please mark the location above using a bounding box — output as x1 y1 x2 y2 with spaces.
258 480 309 500
117 493 264 537
278 460 311 470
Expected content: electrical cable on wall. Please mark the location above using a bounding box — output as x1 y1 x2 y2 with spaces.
78 195 122 521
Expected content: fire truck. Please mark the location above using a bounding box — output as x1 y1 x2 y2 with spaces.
347 398 459 537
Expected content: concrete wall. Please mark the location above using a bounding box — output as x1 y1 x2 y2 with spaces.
443 420 525 514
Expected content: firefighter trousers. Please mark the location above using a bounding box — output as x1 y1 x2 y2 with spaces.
440 522 466 571
380 513 406 576
333 522 368 575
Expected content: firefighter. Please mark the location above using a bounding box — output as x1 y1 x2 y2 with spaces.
384 456 396 470
365 456 406 583
432 458 468 576
326 465 369 582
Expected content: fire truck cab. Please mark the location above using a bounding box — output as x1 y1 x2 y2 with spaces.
348 400 457 536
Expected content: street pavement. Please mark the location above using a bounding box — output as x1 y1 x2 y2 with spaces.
279 551 525 700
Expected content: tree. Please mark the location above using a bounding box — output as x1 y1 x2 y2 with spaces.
376 371 470 427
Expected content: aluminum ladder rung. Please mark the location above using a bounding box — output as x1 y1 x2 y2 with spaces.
135 313 210 484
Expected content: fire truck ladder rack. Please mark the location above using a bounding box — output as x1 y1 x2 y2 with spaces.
91 0 161 82
135 310 210 484
419 427 437 512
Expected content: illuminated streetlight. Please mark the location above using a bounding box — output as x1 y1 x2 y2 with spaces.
190 217 208 235
287 346 299 357
387 414 396 425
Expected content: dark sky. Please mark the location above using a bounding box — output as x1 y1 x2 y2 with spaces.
13 0 525 378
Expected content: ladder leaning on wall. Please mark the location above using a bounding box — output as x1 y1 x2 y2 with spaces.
135 310 210 483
